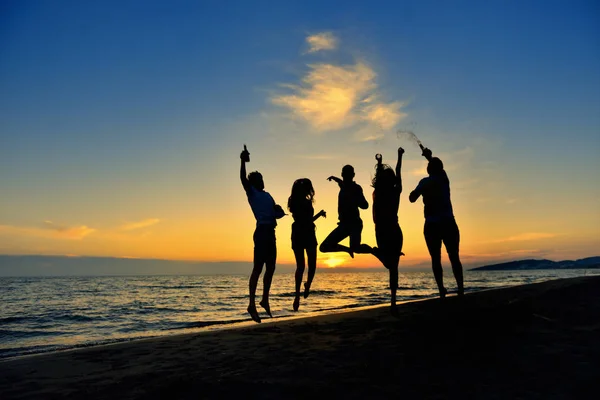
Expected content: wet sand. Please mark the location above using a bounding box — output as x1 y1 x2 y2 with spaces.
1 276 599 399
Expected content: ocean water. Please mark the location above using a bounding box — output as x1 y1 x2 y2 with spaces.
1 269 598 359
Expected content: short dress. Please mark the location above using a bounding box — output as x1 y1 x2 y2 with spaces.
291 201 318 250
373 187 403 257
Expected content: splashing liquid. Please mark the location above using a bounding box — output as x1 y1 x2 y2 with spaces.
396 129 423 149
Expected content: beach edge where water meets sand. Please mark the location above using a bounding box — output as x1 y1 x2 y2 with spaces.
1 276 599 400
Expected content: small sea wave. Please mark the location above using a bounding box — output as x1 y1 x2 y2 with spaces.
0 329 69 338
0 316 29 325
143 285 204 290
164 318 249 330
275 289 340 298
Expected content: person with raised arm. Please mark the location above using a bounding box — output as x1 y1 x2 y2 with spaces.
240 145 286 323
371 148 405 314
287 178 326 311
319 165 372 258
409 147 464 298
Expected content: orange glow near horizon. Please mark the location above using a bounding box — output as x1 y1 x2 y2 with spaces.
323 255 347 268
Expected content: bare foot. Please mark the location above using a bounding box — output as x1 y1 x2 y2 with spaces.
293 296 300 311
247 305 261 323
259 300 273 317
439 287 448 299
390 305 399 317
303 282 311 299
348 250 355 258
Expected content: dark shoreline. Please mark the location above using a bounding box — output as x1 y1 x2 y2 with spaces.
2 276 599 399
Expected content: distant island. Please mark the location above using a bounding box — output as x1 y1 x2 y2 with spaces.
470 256 600 271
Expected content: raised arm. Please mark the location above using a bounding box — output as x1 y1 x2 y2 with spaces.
396 147 404 193
240 146 251 193
420 145 433 162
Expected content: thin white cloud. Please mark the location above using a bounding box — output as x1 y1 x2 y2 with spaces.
120 218 161 231
492 232 557 243
306 32 338 53
272 61 405 134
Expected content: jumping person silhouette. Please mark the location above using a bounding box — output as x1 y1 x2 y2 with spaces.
320 165 372 257
409 147 464 298
371 148 405 314
240 145 286 322
288 178 326 311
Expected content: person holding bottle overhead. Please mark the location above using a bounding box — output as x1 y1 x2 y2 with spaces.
409 146 464 299
239 145 286 323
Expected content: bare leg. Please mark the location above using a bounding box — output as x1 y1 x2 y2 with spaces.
431 255 446 298
260 261 275 317
449 252 464 295
425 223 446 298
389 264 399 314
292 247 305 311
319 225 353 257
259 243 276 318
248 260 263 323
445 219 464 296
304 245 317 298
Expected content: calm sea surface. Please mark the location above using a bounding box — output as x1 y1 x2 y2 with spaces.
1 269 598 359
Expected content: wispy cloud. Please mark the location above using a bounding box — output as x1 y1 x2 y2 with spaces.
120 218 161 231
0 221 95 240
357 133 385 142
43 221 96 239
306 32 338 53
410 167 428 176
272 33 406 138
491 232 557 243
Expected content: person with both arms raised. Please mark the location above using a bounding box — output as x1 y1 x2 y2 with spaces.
370 148 406 314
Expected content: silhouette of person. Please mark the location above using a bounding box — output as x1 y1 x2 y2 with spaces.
320 165 372 257
288 178 326 311
409 147 464 298
240 145 286 323
370 148 405 314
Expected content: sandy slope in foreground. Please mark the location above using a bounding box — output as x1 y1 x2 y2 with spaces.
1 276 599 399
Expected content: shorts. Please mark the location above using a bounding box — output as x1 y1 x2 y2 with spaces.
375 222 403 256
254 224 276 265
291 222 317 250
424 218 460 257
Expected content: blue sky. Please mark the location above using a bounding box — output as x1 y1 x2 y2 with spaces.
1 0 598 265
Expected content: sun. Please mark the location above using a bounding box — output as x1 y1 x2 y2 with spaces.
323 256 346 268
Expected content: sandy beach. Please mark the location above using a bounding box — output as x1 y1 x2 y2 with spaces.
1 276 599 399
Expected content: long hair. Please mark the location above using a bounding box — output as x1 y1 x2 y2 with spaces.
288 178 315 213
371 164 396 193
